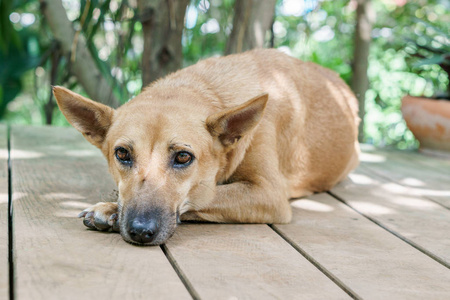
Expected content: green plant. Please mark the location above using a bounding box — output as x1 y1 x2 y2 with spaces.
406 20 450 98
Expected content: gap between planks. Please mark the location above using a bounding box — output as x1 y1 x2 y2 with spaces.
269 224 361 300
327 191 450 270
160 244 201 300
7 125 14 300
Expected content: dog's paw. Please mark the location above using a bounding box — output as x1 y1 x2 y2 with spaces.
78 202 120 232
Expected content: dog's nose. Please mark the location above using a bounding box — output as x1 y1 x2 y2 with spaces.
128 218 159 244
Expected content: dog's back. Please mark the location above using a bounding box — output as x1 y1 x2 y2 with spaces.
154 49 359 197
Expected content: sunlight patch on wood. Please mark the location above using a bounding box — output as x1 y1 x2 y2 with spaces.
0 193 7 204
59 200 91 209
399 177 426 187
290 199 334 212
54 209 84 218
353 202 394 215
64 150 101 157
381 182 450 197
13 192 27 201
55 200 95 218
0 149 7 159
43 193 86 201
391 196 440 209
359 152 386 163
348 173 376 185
12 149 44 159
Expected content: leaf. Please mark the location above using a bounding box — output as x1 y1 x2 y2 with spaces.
412 55 445 68
0 0 22 53
0 78 21 117
0 27 41 117
414 18 450 43
88 0 111 40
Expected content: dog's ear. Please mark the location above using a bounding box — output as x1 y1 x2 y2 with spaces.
53 86 114 148
206 93 268 147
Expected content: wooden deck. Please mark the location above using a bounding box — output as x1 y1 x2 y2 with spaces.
1 124 450 299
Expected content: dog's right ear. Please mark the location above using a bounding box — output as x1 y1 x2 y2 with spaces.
206 93 268 148
53 86 114 149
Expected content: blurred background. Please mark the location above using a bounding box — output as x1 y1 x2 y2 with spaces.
0 0 449 149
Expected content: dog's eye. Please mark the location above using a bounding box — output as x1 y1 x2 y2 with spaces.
174 151 193 167
115 147 132 165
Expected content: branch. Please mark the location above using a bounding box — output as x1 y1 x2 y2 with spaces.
39 0 120 108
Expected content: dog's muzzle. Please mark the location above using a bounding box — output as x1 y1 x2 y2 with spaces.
121 206 177 245
127 217 159 244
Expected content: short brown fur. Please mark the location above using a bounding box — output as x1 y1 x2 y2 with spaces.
54 49 359 245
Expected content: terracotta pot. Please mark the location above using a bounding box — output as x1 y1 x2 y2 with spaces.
401 95 450 155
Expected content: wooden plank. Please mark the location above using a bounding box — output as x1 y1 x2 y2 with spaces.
274 193 450 299
11 126 190 299
166 224 352 299
360 163 450 210
332 166 450 267
360 147 450 182
360 144 450 174
360 146 450 208
0 125 8 299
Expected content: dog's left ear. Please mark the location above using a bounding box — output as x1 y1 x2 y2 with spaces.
206 93 268 147
53 86 114 149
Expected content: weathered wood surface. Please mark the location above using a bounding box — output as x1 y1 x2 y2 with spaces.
332 166 450 267
0 125 8 299
359 145 450 209
275 193 450 299
5 125 450 299
10 126 190 299
167 224 350 299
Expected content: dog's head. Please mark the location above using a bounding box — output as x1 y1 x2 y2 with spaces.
53 86 267 245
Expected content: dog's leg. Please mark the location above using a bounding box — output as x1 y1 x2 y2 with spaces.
182 181 292 224
78 202 120 232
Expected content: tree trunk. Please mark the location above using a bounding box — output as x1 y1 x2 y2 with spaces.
44 42 62 125
225 0 276 55
39 0 120 108
351 0 375 142
138 0 189 87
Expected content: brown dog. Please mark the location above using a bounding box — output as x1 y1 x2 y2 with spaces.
54 49 359 245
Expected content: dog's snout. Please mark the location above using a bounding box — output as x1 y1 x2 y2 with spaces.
127 218 159 244
122 206 176 245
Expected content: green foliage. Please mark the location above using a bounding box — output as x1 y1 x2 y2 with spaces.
0 0 43 119
366 0 449 148
0 0 22 52
183 0 235 64
0 29 40 116
273 0 355 82
406 20 450 97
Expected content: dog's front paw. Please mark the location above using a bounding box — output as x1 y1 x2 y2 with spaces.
78 202 120 232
